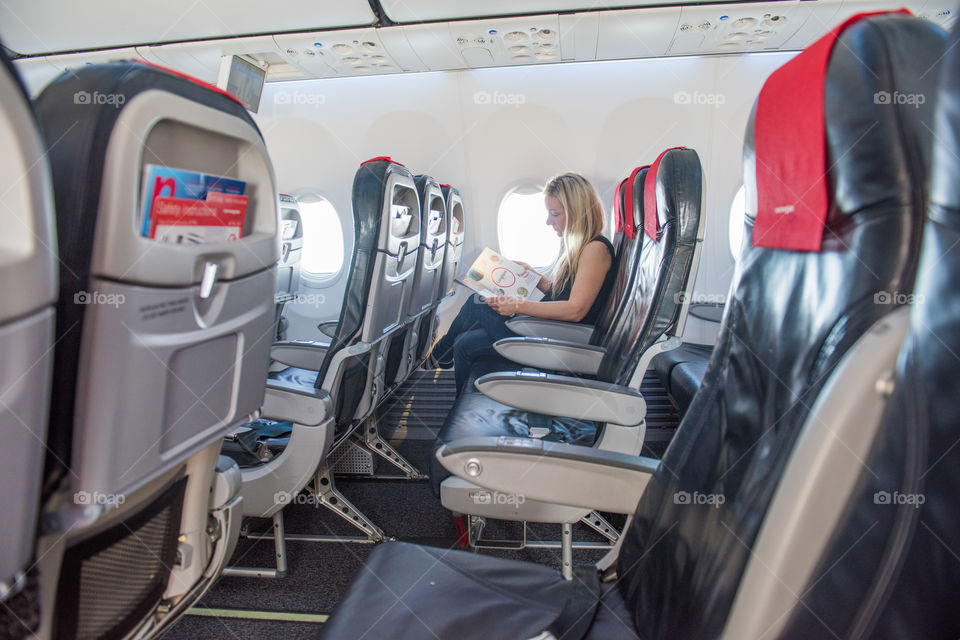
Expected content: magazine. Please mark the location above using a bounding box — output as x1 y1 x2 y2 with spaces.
456 248 545 301
140 164 248 243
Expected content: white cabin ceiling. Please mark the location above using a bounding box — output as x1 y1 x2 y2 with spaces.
0 0 377 55
6 0 958 95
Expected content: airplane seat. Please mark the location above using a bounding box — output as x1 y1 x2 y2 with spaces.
32 60 279 638
763 23 960 634
651 341 712 415
428 148 704 530
505 165 644 344
319 13 946 639
264 158 419 442
388 174 446 387
222 158 422 564
0 50 57 639
436 184 465 307
274 194 303 340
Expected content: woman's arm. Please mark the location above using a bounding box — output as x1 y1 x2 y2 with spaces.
513 260 552 293
489 241 612 322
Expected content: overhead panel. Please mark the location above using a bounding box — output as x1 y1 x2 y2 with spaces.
594 7 681 60
668 1 808 55
137 36 281 85
393 15 564 71
276 29 404 78
0 0 376 55
380 0 672 23
451 16 564 67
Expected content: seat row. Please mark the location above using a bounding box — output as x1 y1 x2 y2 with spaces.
427 146 705 566
220 157 470 577
321 12 960 639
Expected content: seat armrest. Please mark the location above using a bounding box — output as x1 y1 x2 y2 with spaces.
493 337 604 375
270 339 330 370
263 380 331 426
317 321 338 339
505 316 595 343
475 371 646 426
436 436 658 514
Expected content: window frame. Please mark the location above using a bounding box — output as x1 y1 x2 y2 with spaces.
496 183 561 273
294 192 348 287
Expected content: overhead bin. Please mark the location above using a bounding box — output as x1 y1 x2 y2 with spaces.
0 0 377 55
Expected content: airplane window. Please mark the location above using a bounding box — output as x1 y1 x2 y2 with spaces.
729 185 746 259
498 187 562 270
299 198 345 278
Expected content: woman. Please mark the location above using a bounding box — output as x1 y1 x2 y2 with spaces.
429 172 617 394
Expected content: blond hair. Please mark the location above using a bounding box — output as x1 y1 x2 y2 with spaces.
544 173 605 295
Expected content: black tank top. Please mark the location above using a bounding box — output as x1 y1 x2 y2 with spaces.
544 235 617 325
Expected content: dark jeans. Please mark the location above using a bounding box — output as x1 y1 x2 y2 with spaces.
433 294 517 393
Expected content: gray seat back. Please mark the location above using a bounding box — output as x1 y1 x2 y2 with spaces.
408 176 447 319
35 61 279 639
277 194 303 300
438 185 465 300
0 51 57 609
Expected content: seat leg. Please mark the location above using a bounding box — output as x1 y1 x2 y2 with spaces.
561 523 573 580
580 511 620 544
313 462 387 542
467 515 487 551
222 511 288 579
360 418 427 480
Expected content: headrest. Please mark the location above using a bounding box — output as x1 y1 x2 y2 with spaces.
752 9 911 251
362 155 406 168
613 177 628 236
643 147 686 241
621 165 648 239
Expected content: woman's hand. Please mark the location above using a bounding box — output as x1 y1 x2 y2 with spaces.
486 295 523 316
512 260 551 292
513 260 535 277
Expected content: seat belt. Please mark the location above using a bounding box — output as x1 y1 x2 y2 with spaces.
530 564 602 640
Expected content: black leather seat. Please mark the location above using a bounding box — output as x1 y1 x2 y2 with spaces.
772 21 960 637
651 342 712 414
320 14 947 640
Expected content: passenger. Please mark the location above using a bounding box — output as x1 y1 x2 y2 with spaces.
428 172 616 393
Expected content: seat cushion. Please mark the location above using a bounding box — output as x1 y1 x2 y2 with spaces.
651 343 711 413
266 365 319 392
319 541 639 640
430 380 599 496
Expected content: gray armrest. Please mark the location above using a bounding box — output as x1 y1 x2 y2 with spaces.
270 339 330 370
493 336 604 375
505 316 595 343
437 436 658 514
475 371 646 426
263 379 331 426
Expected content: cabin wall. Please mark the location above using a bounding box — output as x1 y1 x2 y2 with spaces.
255 51 795 345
